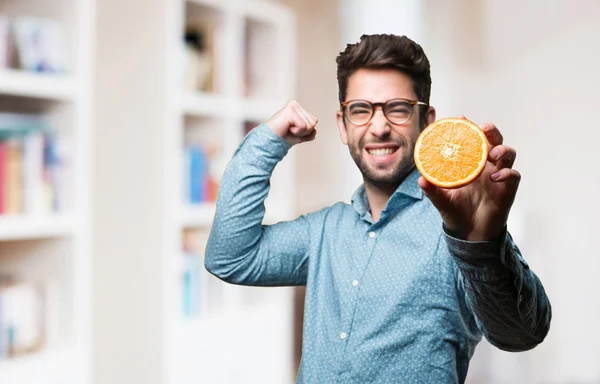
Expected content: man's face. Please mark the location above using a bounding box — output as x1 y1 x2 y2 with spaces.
336 68 434 190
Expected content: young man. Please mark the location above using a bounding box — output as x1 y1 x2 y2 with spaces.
205 34 551 383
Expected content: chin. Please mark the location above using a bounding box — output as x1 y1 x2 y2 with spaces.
363 171 401 188
363 164 414 189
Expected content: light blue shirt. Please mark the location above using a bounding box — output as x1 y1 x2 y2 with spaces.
205 123 551 383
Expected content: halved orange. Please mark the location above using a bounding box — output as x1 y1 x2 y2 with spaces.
414 118 488 189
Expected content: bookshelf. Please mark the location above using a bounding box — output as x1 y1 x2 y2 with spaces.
0 0 94 383
93 0 296 382
165 0 297 383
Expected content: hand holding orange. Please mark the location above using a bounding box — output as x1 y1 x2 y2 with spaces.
415 117 522 241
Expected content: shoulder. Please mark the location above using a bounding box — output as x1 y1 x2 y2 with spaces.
304 201 354 218
301 201 357 227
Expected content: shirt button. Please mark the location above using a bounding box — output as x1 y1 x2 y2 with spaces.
352 280 359 287
340 332 347 340
368 231 376 238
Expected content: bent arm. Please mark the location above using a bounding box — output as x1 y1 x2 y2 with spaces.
447 228 552 351
205 124 310 286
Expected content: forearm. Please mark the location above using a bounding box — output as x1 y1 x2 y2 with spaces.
447 228 552 351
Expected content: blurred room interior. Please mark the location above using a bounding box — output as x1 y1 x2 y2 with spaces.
0 0 599 383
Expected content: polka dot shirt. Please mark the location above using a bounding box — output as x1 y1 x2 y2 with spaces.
205 124 552 384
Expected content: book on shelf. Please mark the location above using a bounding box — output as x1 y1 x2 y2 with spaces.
183 19 217 93
0 15 68 73
183 143 219 205
0 15 14 69
180 228 223 318
0 277 46 360
181 229 202 317
0 113 66 215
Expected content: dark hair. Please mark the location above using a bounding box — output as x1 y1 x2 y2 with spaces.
336 34 431 126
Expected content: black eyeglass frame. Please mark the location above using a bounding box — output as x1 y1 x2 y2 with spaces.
340 98 429 126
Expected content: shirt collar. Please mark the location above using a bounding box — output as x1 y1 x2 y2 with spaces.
350 168 424 218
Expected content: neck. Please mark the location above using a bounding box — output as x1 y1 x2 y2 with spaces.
364 182 398 222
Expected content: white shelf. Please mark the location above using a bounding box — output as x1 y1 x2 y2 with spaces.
180 203 216 228
180 92 281 122
0 214 77 241
0 70 77 101
0 348 73 384
242 0 294 24
185 0 226 9
180 92 229 117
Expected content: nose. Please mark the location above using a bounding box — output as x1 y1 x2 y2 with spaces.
369 107 391 138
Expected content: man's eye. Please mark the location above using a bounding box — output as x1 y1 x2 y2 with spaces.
387 103 411 114
389 107 410 114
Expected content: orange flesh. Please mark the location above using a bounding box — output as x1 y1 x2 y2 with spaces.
415 118 487 188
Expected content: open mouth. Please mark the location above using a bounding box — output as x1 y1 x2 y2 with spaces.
366 147 398 156
365 145 400 157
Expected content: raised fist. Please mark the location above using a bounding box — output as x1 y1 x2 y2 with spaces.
266 100 318 146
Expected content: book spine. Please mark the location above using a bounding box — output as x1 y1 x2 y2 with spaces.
0 281 45 359
22 132 46 214
43 133 59 211
187 146 208 204
0 141 6 214
4 137 23 214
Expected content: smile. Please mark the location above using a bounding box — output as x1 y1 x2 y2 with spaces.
366 147 399 156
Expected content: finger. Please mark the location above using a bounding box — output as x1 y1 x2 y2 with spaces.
489 145 517 169
288 119 316 141
456 114 467 119
288 112 308 134
480 122 503 147
490 168 521 185
298 104 318 127
289 124 313 137
418 176 452 210
290 101 313 128
307 111 319 127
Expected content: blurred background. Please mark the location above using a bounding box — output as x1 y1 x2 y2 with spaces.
0 0 598 383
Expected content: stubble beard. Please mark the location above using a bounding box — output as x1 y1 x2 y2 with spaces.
349 136 417 191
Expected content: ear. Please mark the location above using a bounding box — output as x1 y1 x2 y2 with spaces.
425 106 436 126
336 110 348 145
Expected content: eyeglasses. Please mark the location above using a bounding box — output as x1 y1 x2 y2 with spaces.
341 98 428 126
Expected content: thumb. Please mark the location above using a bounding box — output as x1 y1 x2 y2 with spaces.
418 176 451 211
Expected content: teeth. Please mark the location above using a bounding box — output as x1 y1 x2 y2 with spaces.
368 148 395 156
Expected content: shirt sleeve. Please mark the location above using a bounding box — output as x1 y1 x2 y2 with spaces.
204 123 310 286
445 226 552 351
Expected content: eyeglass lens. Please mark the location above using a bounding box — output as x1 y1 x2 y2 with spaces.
345 99 413 125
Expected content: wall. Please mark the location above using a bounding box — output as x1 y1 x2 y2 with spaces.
93 0 167 383
274 0 345 212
